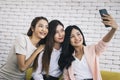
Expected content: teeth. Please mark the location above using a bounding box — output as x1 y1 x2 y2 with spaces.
40 32 46 35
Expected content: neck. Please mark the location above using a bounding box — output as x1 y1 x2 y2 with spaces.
54 42 61 50
74 45 84 60
75 45 84 55
29 35 41 47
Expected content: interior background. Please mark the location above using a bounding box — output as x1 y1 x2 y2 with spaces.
0 0 120 72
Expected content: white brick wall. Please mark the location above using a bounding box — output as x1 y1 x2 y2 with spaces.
0 0 120 72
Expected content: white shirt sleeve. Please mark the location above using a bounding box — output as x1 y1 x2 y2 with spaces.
32 73 44 80
32 52 44 80
14 34 27 55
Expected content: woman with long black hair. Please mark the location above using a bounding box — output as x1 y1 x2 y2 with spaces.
59 14 119 80
32 20 65 80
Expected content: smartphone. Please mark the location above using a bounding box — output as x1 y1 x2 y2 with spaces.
99 9 110 27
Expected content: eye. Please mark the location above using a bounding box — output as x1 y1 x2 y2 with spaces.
38 25 43 28
45 25 48 29
70 35 74 38
61 29 65 32
77 33 80 36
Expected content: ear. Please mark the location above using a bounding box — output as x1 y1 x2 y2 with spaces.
31 26 34 32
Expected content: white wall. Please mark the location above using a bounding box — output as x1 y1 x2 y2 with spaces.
0 0 120 72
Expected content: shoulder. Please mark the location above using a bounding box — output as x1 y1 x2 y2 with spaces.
14 34 29 46
15 34 28 41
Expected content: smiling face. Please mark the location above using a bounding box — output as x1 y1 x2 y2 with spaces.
32 19 48 39
54 24 65 44
70 28 83 47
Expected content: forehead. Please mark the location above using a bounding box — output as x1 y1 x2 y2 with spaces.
56 25 64 30
37 19 48 24
71 28 80 33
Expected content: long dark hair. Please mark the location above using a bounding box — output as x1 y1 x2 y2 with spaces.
42 20 64 75
58 25 86 71
29 16 48 70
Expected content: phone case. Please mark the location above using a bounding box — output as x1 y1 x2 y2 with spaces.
99 9 110 27
99 9 108 17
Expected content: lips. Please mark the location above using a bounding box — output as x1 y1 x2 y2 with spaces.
58 37 64 40
39 32 47 36
39 32 47 38
75 39 81 44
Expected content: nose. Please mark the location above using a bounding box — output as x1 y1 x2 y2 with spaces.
42 26 47 31
75 35 79 40
58 32 63 37
59 33 61 36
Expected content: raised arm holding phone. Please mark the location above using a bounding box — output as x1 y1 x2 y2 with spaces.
58 9 119 80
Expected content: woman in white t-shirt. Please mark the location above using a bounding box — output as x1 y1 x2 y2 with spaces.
0 16 49 80
31 20 65 80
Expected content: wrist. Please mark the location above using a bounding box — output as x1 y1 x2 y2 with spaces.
35 48 44 54
112 27 118 31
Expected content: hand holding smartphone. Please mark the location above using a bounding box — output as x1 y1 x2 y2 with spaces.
99 9 110 27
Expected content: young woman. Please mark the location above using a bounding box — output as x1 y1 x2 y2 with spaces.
31 20 65 80
0 16 48 80
58 14 119 80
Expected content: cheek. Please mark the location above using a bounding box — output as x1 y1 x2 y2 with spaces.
80 35 82 38
70 39 74 45
63 32 65 37
34 27 41 32
34 28 39 33
54 34 58 40
46 29 48 34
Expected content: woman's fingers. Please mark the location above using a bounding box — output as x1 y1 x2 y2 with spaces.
102 15 118 30
102 14 113 21
102 20 111 25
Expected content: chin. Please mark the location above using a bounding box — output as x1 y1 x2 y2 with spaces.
56 41 63 43
39 36 46 39
60 40 64 43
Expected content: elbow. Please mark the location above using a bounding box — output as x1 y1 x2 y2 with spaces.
18 66 27 72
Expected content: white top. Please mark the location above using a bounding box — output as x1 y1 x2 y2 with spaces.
72 55 93 80
0 34 37 80
32 48 62 80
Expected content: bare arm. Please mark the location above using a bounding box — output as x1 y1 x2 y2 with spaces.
63 68 71 80
102 14 119 42
17 45 44 72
